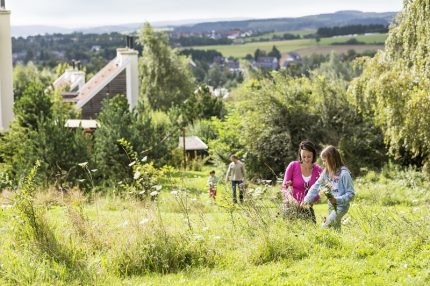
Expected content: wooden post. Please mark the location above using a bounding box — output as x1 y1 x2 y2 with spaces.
181 128 186 170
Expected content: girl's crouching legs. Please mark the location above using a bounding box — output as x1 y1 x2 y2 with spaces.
322 209 346 230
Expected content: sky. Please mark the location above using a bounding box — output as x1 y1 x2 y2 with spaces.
6 0 404 28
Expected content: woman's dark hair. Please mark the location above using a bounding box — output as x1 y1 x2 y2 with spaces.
320 145 344 175
297 140 317 163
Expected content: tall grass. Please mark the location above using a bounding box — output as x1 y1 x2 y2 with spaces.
0 164 428 285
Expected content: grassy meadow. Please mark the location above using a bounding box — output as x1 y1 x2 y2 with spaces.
188 33 388 58
0 165 429 285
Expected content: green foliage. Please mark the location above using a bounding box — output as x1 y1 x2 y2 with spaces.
1 68 90 185
179 85 225 125
0 117 91 186
92 95 136 183
13 62 54 100
11 161 92 284
111 222 215 275
349 0 430 172
138 23 196 111
117 138 162 198
206 113 247 165
14 81 53 129
267 45 281 60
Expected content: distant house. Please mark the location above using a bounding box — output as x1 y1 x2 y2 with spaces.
178 136 208 159
282 52 302 68
65 119 99 133
254 56 279 70
91 45 101 52
208 86 229 99
53 68 85 93
211 56 241 73
53 46 139 119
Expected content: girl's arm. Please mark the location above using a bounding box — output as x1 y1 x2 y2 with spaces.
303 169 326 205
335 171 355 204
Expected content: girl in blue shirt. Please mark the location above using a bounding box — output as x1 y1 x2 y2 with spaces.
302 145 355 230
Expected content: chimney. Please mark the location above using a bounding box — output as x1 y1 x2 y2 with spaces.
0 0 14 131
126 36 135 49
116 48 139 111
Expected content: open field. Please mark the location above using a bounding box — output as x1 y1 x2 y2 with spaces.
188 33 388 58
241 29 316 43
294 44 384 56
0 166 429 285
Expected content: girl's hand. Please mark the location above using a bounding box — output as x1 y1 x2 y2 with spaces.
300 201 310 208
329 197 337 204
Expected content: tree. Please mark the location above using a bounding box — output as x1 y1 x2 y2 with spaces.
268 45 281 61
92 95 136 183
349 0 430 173
254 49 266 61
180 85 225 125
138 23 195 111
14 81 53 129
13 62 54 100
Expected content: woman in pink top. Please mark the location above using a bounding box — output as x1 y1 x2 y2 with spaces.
281 140 322 223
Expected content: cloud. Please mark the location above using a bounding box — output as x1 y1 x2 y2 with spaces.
8 0 403 27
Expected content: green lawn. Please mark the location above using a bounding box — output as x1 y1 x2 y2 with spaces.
0 166 429 285
187 33 388 58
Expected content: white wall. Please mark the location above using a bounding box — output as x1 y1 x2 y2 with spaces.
0 8 14 132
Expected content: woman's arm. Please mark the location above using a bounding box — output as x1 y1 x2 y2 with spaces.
282 162 295 189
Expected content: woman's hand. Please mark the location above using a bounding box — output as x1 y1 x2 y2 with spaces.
329 197 337 204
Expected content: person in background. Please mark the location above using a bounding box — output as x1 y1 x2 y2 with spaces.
281 140 322 223
207 170 218 203
225 155 246 204
301 145 355 230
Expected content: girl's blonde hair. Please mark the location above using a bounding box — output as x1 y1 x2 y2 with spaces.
320 145 344 175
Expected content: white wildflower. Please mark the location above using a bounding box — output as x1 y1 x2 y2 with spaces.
150 191 158 197
133 171 141 180
128 161 136 167
153 185 162 191
202 226 209 232
139 218 149 225
213 235 221 240
78 162 88 168
170 191 178 196
193 234 204 241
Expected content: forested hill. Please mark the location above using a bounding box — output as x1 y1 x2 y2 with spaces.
174 10 397 33
12 10 397 38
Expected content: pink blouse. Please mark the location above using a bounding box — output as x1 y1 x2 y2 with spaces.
282 161 322 203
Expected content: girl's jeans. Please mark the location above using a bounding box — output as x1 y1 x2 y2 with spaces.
323 206 349 230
